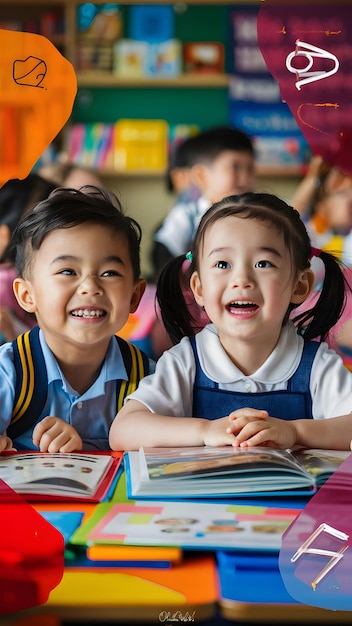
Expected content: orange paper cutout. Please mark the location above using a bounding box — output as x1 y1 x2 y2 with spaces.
0 29 77 187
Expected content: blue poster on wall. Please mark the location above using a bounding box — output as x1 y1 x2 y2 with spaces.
229 5 310 169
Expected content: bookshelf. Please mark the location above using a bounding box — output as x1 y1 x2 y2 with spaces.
0 0 250 87
0 0 304 178
0 0 305 275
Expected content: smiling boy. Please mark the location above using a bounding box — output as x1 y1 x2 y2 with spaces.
0 186 150 452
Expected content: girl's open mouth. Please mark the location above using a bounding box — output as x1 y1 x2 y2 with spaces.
227 301 259 314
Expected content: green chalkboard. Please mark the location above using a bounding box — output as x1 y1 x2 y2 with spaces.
73 86 229 128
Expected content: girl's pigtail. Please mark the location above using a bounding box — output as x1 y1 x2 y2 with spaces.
293 250 349 341
156 255 194 344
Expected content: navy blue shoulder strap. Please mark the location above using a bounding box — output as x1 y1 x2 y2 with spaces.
8 330 150 440
190 335 320 392
287 340 320 392
114 335 150 410
9 326 48 440
190 335 216 389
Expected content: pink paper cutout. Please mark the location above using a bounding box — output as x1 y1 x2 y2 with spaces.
257 1 352 174
279 453 352 610
88 503 164 542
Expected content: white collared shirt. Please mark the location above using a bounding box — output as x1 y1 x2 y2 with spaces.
127 322 352 420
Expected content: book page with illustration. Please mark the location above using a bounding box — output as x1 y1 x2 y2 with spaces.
0 452 122 501
125 446 319 499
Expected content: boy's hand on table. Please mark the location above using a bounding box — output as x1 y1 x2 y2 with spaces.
32 416 83 452
0 433 16 452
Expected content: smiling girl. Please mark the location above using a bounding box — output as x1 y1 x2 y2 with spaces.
110 193 352 452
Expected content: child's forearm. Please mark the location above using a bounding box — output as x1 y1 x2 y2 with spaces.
109 400 209 451
293 414 352 450
290 155 324 215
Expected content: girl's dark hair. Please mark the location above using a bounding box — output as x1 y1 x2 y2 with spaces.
12 185 143 281
157 255 194 344
157 192 349 344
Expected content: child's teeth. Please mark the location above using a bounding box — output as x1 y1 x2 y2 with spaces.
73 309 103 317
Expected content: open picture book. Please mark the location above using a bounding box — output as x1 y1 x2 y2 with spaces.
0 451 123 502
124 446 351 500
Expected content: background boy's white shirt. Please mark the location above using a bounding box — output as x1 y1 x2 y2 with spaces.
153 196 210 257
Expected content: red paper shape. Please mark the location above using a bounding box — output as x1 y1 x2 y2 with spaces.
0 480 64 616
257 1 352 174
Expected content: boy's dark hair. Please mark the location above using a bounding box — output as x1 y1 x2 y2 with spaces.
157 192 350 344
12 185 143 281
0 173 56 263
190 125 254 166
166 134 200 193
166 126 254 193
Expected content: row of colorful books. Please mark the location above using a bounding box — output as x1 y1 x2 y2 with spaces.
68 121 199 172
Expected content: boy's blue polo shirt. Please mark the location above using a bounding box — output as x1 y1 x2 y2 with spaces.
0 329 131 450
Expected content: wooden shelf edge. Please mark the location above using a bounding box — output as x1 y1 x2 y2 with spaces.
77 73 230 89
99 168 167 178
98 166 303 179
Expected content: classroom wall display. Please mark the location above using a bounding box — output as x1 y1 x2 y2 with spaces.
257 1 352 175
229 4 310 169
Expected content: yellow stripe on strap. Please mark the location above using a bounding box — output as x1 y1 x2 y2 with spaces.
11 331 35 422
126 343 138 397
117 343 146 412
117 380 128 412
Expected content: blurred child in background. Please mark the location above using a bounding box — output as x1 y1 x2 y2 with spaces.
291 156 352 266
151 126 256 281
165 133 202 204
291 156 352 367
